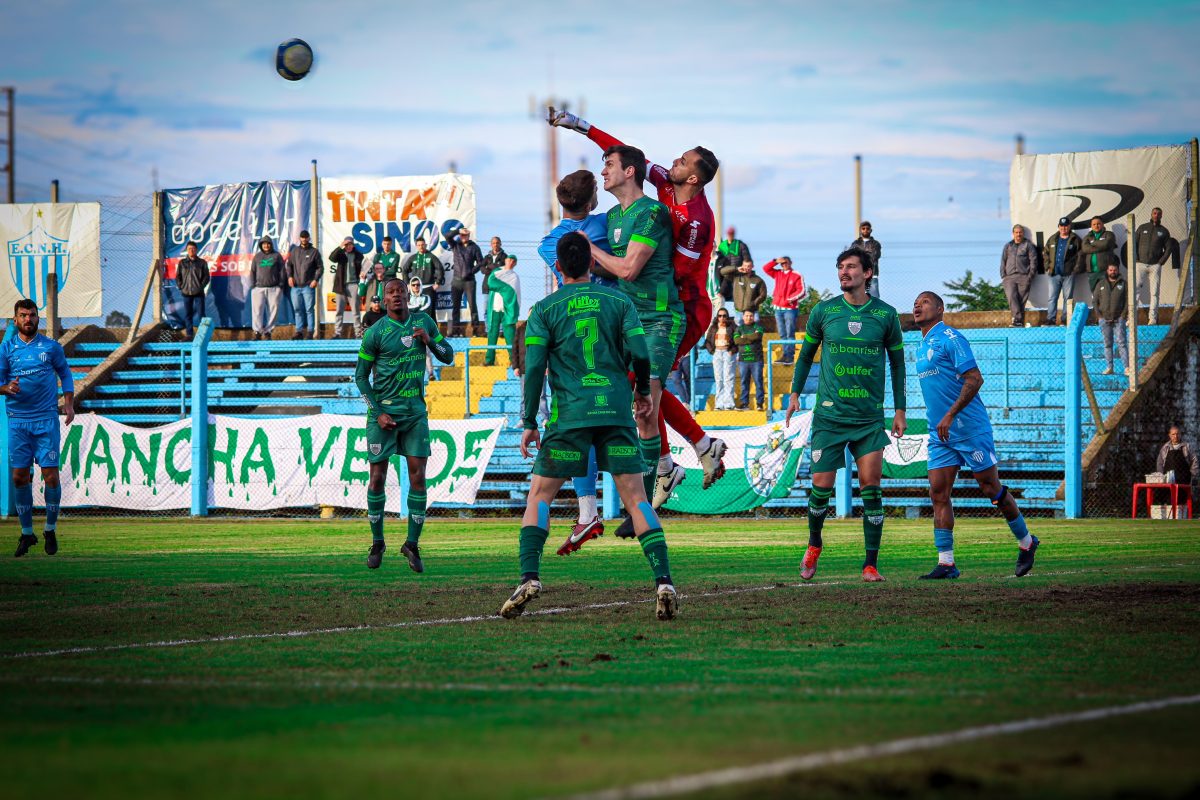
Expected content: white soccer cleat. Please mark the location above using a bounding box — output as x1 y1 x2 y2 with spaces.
655 584 679 621
696 438 728 489
500 579 542 619
652 465 686 509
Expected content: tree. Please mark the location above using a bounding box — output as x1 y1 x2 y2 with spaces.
105 311 131 328
796 287 831 315
943 271 1008 312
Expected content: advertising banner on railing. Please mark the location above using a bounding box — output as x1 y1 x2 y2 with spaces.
0 202 101 317
161 181 311 328
29 414 503 512
662 413 930 513
318 174 475 317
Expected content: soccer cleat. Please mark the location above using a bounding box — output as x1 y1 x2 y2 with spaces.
614 514 638 540
862 565 886 582
366 541 385 569
400 541 424 573
558 516 604 556
1015 536 1040 577
500 579 542 618
43 531 58 556
800 545 822 581
696 438 728 489
14 534 37 558
919 563 961 580
652 465 686 509
655 583 678 621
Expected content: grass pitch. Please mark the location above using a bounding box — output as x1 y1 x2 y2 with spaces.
1 517 1198 799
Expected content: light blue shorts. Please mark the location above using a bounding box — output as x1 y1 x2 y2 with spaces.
9 417 60 469
927 432 999 472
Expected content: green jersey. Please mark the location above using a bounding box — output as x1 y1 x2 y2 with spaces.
373 250 401 278
355 312 454 419
522 282 649 431
605 195 679 319
794 296 905 424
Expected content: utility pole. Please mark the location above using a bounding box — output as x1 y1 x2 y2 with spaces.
47 179 59 339
854 154 863 236
1015 134 1025 156
1 87 13 203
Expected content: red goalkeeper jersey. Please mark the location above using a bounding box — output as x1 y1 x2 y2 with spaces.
588 127 714 303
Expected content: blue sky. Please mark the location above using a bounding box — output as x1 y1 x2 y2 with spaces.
5 0 1199 313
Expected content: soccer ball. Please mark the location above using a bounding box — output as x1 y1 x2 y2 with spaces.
275 38 314 81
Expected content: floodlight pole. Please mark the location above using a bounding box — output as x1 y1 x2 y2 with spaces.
853 155 862 236
47 180 59 340
1127 214 1138 391
0 87 13 203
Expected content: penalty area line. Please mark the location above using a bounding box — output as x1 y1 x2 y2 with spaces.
559 694 1200 800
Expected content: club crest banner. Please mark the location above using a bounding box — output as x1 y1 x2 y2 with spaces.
0 202 101 317
26 414 503 512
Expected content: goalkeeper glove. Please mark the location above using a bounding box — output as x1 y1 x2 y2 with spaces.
547 107 591 134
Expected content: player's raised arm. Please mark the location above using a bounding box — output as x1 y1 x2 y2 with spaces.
547 109 665 185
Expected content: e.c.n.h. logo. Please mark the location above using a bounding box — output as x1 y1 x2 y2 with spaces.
7 210 71 310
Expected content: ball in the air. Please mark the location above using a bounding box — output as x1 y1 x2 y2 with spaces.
276 38 313 81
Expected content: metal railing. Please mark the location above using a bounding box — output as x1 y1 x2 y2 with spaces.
462 343 512 418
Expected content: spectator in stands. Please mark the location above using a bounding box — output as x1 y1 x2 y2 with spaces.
704 308 737 410
484 254 520 367
446 226 484 336
762 255 805 364
1080 216 1119 294
721 259 767 316
175 240 209 340
1042 217 1082 326
401 236 444 320
361 295 384 331
1000 224 1039 327
480 236 507 298
408 276 435 381
250 236 284 341
734 309 765 411
360 260 388 308
715 226 752 303
1092 262 1129 375
328 237 365 338
286 230 323 340
850 221 883 298
365 235 402 281
1134 207 1171 325
1157 425 1199 486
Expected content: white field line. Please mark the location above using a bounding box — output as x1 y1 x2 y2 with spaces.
559 694 1200 800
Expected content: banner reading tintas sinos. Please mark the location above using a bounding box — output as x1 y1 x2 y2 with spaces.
161 181 311 328
1 202 101 317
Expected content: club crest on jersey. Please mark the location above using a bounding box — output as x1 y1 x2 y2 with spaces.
369 443 382 456
811 448 823 463
39 352 48 363
401 335 414 347
971 450 985 464
848 320 862 335
613 227 622 243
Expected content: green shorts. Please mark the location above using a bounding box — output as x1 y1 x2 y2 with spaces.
640 309 686 381
366 414 431 462
533 425 644 478
809 418 890 473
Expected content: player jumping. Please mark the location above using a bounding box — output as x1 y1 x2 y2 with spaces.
0 299 75 557
549 111 727 518
500 232 678 621
785 248 906 582
911 291 1039 578
355 278 455 572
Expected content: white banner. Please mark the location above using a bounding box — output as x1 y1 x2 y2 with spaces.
31 414 504 512
0 202 102 317
318 174 476 317
1010 145 1191 307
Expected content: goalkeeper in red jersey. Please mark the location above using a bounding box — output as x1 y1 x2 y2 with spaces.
549 110 727 532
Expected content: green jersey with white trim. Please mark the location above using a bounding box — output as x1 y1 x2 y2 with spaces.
355 312 453 419
523 282 647 430
605 195 679 319
800 296 905 425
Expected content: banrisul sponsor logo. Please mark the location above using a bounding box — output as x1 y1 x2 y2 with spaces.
744 427 796 497
567 295 601 315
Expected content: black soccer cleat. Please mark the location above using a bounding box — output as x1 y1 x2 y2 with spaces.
614 514 637 539
400 541 424 574
14 534 37 558
43 531 58 556
1015 536 1039 577
367 541 385 569
919 563 961 580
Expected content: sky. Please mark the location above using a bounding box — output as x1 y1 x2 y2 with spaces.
4 0 1199 316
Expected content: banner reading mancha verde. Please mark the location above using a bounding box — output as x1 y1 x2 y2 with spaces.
31 414 503 512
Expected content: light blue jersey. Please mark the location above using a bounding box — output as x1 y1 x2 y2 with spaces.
538 214 614 288
0 333 73 421
915 322 992 444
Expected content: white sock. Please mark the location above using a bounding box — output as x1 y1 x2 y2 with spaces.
577 495 598 524
694 434 713 455
938 549 955 565
1018 534 1033 549
657 454 674 476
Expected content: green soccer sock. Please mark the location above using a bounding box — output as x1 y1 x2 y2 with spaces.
807 485 833 547
367 491 386 543
640 435 661 500
861 484 884 558
637 528 672 583
407 490 427 545
518 525 549 579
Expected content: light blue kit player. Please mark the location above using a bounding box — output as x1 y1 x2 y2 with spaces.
911 291 1038 579
0 299 75 557
537 169 616 552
